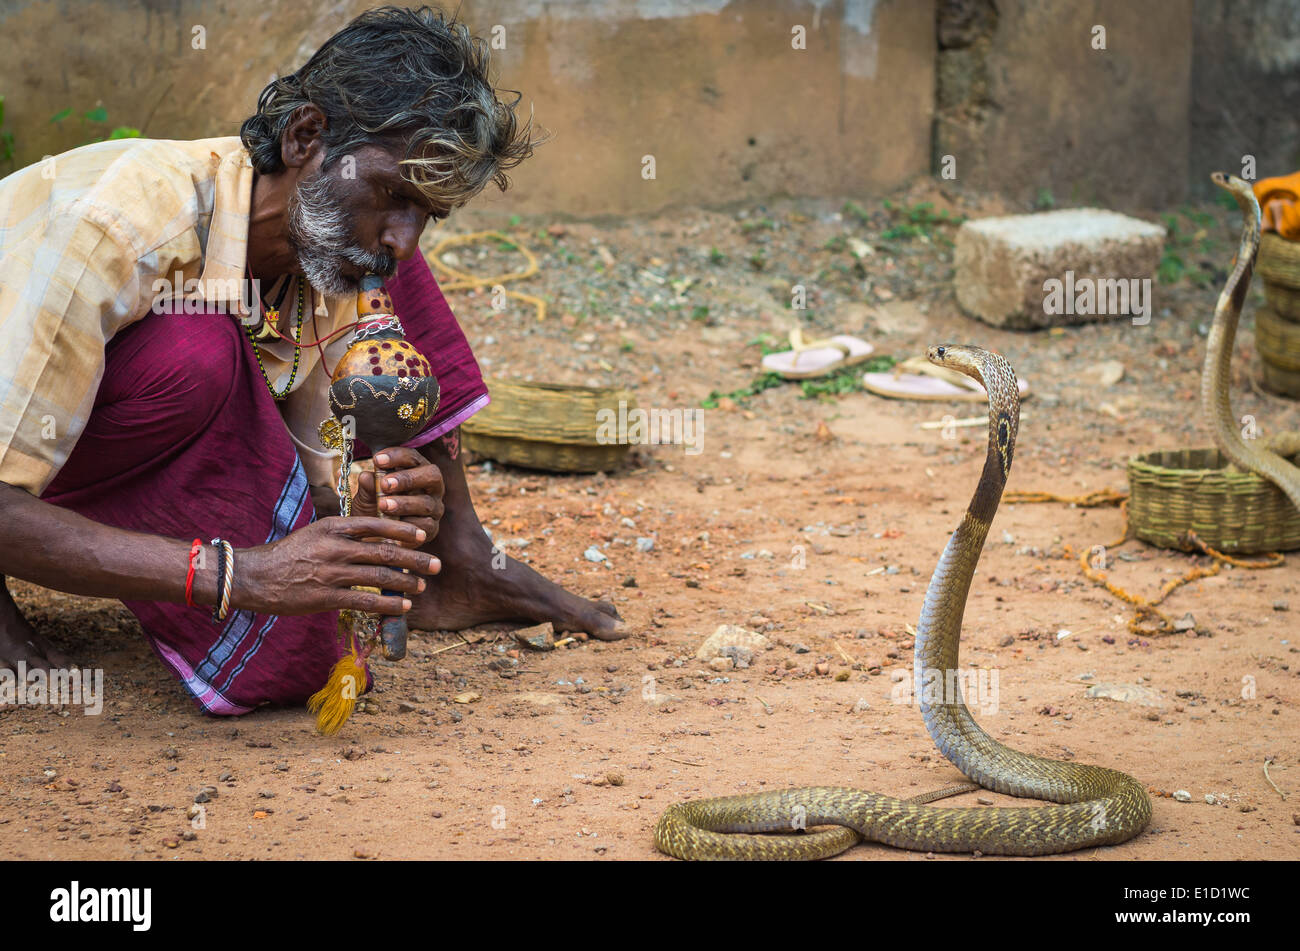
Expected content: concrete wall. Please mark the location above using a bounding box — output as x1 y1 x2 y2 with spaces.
1190 0 1300 199
934 0 1194 210
0 0 936 218
4 0 1300 215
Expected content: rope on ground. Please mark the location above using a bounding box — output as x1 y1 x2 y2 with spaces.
426 230 548 321
1005 489 1285 637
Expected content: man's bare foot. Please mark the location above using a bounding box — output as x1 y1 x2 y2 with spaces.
0 576 71 670
406 535 629 640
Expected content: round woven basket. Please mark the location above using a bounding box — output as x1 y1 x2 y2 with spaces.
1257 232 1300 289
1127 447 1300 553
1255 303 1300 397
461 379 638 473
1263 280 1300 322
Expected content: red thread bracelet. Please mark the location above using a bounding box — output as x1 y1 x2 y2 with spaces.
185 538 202 608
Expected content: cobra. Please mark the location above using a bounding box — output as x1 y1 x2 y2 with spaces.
653 344 1152 859
1202 172 1300 504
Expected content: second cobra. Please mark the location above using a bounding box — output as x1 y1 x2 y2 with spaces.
653 345 1152 859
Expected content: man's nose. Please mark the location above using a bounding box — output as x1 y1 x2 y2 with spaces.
380 211 425 261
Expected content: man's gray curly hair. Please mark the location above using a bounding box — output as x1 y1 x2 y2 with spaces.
240 5 543 209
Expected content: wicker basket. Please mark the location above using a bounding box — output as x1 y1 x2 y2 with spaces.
1256 303 1300 397
1127 447 1300 553
1257 232 1300 289
461 379 638 473
1263 280 1300 322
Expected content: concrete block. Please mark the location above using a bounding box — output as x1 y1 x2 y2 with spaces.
954 209 1165 329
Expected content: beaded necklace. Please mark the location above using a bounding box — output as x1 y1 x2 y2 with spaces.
245 276 305 400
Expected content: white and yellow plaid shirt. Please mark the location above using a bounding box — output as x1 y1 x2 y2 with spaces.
0 136 363 495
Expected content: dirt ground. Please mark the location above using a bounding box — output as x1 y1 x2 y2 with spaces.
2 183 1297 860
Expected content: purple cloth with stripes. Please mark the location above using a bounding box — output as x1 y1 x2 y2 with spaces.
40 255 487 714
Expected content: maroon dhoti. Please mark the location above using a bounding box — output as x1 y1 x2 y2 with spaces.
39 255 487 714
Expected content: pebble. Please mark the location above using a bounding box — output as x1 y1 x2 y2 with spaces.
696 624 770 661
720 645 753 669
635 537 655 552
1173 790 1192 802
194 786 219 804
1274 600 1290 612
584 546 609 563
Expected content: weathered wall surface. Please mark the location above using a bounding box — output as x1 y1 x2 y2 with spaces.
933 0 1194 211
0 0 936 217
1190 0 1300 198
4 0 1299 216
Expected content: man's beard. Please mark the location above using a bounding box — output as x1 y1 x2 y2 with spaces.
285 170 397 297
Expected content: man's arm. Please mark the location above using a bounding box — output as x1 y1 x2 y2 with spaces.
0 480 440 668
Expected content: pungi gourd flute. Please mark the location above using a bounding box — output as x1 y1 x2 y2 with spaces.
311 274 439 733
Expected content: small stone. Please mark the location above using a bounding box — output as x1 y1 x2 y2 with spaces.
1173 789 1192 802
194 786 219 804
1204 794 1217 804
512 622 556 652
1173 613 1196 632
708 656 733 672
584 546 609 564
635 537 655 552
719 645 753 669
181 830 197 841
397 701 418 713
695 624 770 661
1273 600 1290 612
606 773 625 787
258 790 276 799
218 771 234 782
163 838 179 849
814 662 830 676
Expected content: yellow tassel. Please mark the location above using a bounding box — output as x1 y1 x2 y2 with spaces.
308 645 367 736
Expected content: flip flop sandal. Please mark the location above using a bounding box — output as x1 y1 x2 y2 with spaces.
862 356 1031 402
761 328 876 379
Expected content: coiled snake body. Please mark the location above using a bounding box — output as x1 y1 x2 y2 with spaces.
653 345 1152 859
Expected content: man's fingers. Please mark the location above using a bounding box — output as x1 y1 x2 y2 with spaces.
376 463 444 499
341 538 441 575
378 493 443 520
337 588 411 617
329 516 427 547
337 564 425 595
354 471 378 513
372 447 428 471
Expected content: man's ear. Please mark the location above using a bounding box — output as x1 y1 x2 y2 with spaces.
280 104 328 170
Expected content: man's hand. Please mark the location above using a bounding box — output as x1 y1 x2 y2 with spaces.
352 447 445 540
234 516 440 617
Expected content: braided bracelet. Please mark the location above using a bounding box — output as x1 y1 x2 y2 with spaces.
210 538 235 622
